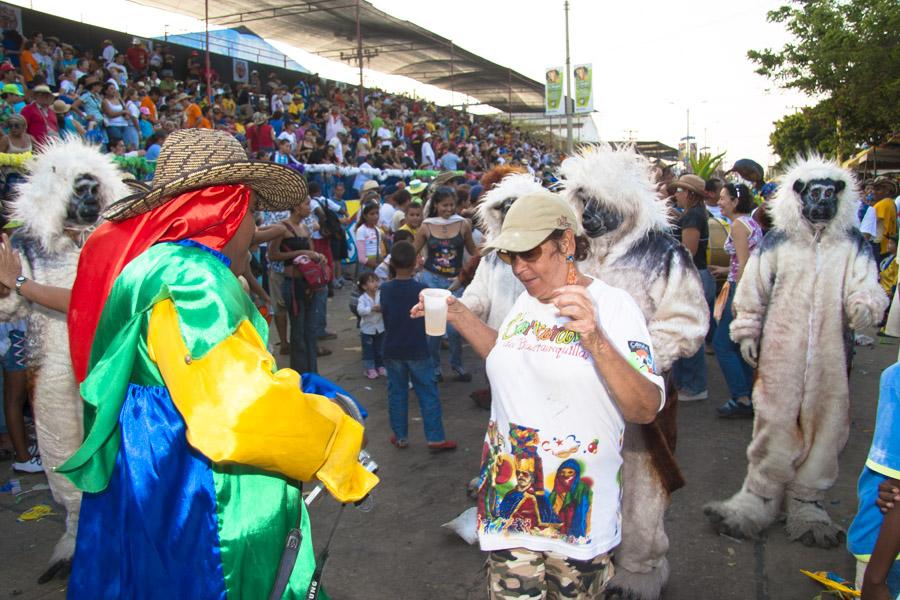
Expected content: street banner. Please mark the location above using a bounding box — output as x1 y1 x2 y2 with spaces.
545 66 564 115
573 63 593 113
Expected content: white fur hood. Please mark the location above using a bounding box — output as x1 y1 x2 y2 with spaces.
476 173 545 242
558 143 671 235
12 137 129 254
769 156 860 239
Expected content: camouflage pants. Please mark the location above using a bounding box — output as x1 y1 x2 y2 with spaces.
487 548 613 599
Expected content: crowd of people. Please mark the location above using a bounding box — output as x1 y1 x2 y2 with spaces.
1 26 900 600
0 30 561 203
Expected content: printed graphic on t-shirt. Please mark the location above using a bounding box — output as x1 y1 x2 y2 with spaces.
499 312 590 360
477 421 613 546
626 340 655 375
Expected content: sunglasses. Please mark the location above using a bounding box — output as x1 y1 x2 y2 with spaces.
497 244 545 265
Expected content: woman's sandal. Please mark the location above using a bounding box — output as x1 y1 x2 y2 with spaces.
389 434 408 449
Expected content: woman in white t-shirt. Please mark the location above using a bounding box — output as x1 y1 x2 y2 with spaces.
413 191 664 599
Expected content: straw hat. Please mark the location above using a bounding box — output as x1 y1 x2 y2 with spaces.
667 174 706 196
102 129 308 222
51 99 70 114
252 112 268 125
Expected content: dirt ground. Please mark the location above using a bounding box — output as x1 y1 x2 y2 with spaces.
1 283 894 600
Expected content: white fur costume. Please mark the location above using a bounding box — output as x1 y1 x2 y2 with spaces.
460 173 543 326
0 138 127 579
704 158 887 547
560 144 708 600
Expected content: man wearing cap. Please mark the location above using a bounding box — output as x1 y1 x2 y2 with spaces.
59 129 377 597
872 176 899 260
125 39 148 78
414 190 663 598
421 132 436 169
20 84 59 146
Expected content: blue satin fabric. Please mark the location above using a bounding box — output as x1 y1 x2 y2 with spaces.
69 384 227 600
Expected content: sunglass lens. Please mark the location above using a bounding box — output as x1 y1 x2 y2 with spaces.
520 246 543 262
497 251 513 265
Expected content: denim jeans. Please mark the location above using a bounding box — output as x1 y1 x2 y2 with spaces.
312 286 328 338
385 358 446 442
283 277 317 374
123 125 140 150
675 268 715 394
360 331 384 370
419 269 463 376
106 125 127 144
713 283 754 399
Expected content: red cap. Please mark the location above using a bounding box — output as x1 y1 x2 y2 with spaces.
0 63 15 73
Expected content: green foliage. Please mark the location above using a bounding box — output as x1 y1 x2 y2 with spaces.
689 151 726 179
769 102 841 167
749 0 900 157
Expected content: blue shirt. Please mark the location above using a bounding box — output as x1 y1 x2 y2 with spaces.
440 152 460 171
380 278 429 361
848 362 900 560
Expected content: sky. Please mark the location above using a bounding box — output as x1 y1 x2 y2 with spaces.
9 0 814 167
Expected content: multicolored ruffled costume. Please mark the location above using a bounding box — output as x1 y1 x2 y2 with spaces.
60 185 377 599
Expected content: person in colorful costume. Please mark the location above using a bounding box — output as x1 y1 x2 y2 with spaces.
59 129 378 599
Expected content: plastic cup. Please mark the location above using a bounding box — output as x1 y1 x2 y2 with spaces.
422 288 452 336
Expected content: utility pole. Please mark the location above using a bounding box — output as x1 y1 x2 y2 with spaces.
204 0 211 103
564 0 573 154
356 0 366 125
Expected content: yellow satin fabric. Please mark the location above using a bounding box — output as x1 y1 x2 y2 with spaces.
147 299 378 503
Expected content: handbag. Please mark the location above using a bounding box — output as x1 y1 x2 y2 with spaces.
713 280 731 322
293 254 328 290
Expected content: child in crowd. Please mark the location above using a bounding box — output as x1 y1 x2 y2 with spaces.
848 358 900 599
398 201 423 236
376 229 415 281
356 272 385 380
379 241 456 451
355 200 384 274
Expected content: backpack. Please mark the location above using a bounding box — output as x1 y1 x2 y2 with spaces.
318 199 345 241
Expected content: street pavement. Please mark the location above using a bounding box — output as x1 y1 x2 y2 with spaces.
1 282 895 599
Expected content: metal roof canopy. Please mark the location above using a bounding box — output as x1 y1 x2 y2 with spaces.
133 0 546 113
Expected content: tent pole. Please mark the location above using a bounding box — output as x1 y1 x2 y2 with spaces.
508 69 512 123
356 0 365 125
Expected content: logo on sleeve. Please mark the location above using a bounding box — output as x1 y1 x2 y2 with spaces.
627 341 655 375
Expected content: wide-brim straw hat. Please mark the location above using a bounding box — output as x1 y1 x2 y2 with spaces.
102 129 308 222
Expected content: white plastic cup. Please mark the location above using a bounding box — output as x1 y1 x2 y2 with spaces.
422 288 452 336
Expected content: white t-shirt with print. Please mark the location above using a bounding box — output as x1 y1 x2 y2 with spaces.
477 280 664 561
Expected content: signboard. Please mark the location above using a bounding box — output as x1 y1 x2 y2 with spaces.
544 66 564 115
232 58 249 83
573 63 592 113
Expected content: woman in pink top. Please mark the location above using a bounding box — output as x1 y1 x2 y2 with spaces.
711 183 762 418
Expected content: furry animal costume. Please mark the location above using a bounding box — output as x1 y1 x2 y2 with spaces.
560 144 708 600
460 172 544 326
0 138 127 580
705 157 887 547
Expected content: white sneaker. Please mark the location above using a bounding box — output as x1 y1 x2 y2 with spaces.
13 454 43 474
678 389 708 402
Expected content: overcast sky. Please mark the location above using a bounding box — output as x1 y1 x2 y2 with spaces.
12 0 813 167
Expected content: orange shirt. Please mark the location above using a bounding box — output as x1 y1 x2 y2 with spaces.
20 50 38 83
184 102 202 128
198 117 212 129
140 96 158 122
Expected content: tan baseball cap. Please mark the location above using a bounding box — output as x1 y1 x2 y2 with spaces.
483 190 582 253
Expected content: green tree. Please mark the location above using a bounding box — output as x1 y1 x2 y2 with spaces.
768 103 840 166
749 0 900 158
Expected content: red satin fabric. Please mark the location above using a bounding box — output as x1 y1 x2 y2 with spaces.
68 185 251 382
